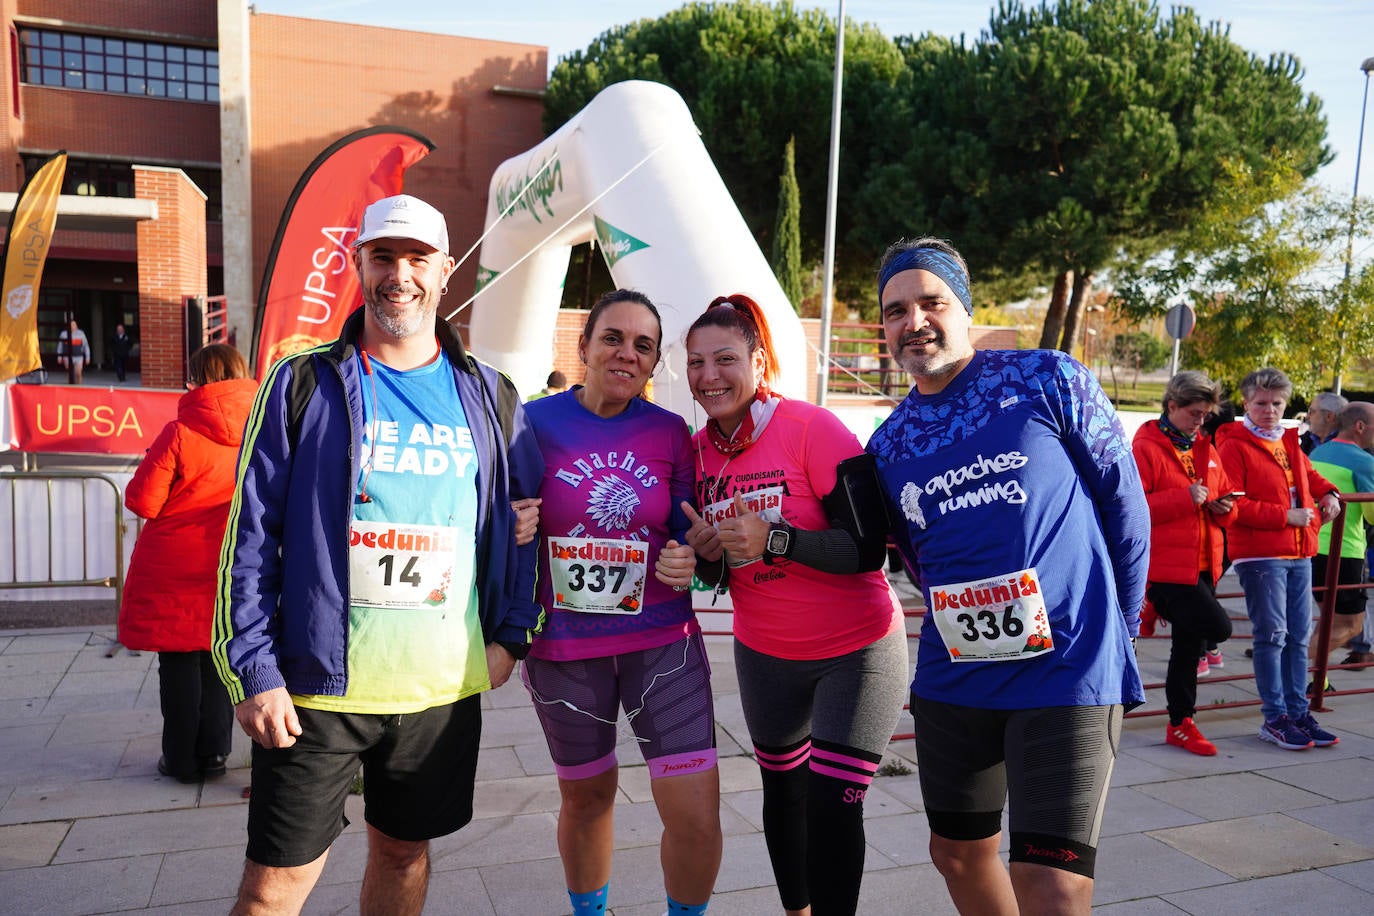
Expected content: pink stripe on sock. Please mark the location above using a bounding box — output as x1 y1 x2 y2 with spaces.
556 751 617 782
648 748 718 780
811 760 876 786
810 746 879 775
754 742 810 771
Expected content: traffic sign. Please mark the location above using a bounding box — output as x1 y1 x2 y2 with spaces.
1164 301 1195 340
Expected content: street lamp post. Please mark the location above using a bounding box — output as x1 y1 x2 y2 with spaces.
1084 304 1104 377
1333 56 1374 395
815 0 845 406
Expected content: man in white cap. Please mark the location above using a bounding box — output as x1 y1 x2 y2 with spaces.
214 194 545 914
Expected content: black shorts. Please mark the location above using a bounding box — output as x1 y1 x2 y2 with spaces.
245 697 482 867
1312 554 1368 616
912 696 1120 878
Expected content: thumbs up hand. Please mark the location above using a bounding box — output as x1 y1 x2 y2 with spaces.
681 501 723 562
717 493 767 564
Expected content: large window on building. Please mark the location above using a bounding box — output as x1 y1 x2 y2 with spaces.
20 155 223 222
18 27 218 102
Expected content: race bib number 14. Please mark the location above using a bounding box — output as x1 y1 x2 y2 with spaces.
928 567 1054 662
349 520 458 611
549 536 648 615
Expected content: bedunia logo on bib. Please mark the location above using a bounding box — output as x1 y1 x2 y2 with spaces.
927 567 1054 662
931 570 1039 611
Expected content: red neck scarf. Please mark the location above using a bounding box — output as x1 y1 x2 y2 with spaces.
704 389 780 457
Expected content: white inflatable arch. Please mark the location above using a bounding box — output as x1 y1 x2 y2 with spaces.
469 80 807 420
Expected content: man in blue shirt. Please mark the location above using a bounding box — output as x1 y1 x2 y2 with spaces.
866 237 1149 915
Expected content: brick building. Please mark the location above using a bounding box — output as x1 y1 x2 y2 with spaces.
0 0 546 388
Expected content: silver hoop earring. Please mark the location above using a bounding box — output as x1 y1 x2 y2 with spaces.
441 286 448 296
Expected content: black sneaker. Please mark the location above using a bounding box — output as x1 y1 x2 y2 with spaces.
1293 712 1339 747
199 754 229 778
157 756 203 784
1258 716 1313 750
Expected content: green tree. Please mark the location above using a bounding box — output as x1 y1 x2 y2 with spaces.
1105 330 1170 397
853 0 1330 344
1114 157 1374 398
1109 331 1170 373
772 136 804 310
545 0 1331 331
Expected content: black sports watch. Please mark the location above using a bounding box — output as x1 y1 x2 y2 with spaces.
762 522 793 565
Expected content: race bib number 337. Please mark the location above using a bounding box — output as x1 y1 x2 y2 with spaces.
928 567 1054 662
549 536 648 615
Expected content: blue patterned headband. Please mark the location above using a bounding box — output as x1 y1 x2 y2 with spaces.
877 247 973 315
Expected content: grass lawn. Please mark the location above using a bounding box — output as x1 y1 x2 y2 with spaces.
1099 374 1165 411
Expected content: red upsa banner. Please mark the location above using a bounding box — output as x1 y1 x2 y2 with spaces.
252 126 434 379
7 385 181 454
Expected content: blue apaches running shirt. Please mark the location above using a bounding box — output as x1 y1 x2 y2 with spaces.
867 349 1148 710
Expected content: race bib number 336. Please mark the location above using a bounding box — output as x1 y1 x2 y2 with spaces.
549 536 648 615
928 567 1054 662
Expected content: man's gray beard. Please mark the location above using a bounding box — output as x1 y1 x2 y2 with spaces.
367 299 435 340
897 334 954 379
901 352 960 381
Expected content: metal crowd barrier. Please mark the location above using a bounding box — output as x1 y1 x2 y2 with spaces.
1124 492 1374 717
702 494 1374 743
0 470 126 634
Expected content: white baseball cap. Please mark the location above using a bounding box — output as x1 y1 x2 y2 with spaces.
353 194 449 253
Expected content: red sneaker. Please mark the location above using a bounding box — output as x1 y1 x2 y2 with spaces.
1140 599 1161 638
1166 717 1217 756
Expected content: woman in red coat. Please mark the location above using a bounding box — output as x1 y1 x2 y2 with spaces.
119 344 257 782
1215 367 1342 752
1132 372 1237 756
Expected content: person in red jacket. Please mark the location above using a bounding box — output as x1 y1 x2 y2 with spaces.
1215 367 1342 752
1133 371 1238 755
119 344 258 782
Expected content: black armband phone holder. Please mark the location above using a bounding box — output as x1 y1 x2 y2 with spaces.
822 453 892 541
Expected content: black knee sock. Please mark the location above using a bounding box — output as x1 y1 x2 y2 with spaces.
755 738 811 911
806 738 881 915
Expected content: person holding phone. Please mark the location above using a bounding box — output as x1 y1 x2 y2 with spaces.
1132 371 1238 755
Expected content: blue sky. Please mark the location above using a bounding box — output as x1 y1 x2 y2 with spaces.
253 0 1374 197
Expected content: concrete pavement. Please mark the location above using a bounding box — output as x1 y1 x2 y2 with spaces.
2 574 1373 914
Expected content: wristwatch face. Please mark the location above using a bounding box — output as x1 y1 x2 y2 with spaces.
766 527 790 556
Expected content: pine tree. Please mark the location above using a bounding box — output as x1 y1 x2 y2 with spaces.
772 136 804 310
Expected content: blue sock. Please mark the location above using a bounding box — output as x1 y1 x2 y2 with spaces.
667 895 708 915
569 883 609 913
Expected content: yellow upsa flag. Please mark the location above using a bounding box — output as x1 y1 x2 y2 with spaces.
0 151 67 381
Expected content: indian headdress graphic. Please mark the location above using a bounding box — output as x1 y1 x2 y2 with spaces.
587 476 640 531
900 481 926 530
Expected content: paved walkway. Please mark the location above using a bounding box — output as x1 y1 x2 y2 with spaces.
2 577 1373 914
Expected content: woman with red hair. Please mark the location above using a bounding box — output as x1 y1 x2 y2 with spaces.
683 295 907 916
